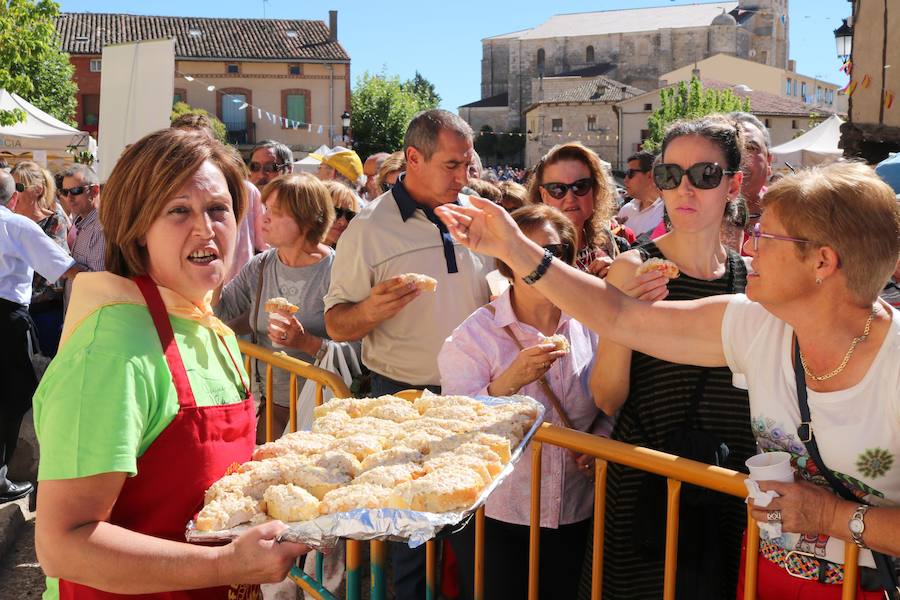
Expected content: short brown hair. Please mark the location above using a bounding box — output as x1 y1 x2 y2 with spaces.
261 173 334 245
498 180 528 211
322 180 360 213
101 128 247 277
497 204 577 279
11 161 56 213
466 178 502 204
526 142 613 252
404 109 473 161
763 161 900 304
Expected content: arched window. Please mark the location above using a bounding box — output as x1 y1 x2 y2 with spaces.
537 48 545 72
586 46 595 63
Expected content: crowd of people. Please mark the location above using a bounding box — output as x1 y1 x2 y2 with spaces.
0 103 898 600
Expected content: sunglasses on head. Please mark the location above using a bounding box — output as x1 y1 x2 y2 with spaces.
59 185 88 197
542 243 573 263
248 162 289 174
380 181 395 193
334 207 356 221
540 177 593 200
624 168 650 179
653 162 736 190
14 182 25 193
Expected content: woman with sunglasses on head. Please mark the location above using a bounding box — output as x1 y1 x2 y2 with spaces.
322 180 360 248
578 116 756 599
436 154 900 598
216 173 337 440
527 142 619 278
438 203 610 600
11 161 71 356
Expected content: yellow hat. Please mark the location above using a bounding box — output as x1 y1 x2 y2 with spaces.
308 146 364 183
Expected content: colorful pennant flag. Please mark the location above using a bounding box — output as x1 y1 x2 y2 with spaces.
862 74 872 88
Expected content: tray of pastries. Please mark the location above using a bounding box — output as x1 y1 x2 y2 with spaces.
186 393 544 548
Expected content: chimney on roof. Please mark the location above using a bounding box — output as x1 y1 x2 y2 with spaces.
329 10 337 42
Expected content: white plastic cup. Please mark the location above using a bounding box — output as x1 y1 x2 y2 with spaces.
745 451 794 483
269 312 291 349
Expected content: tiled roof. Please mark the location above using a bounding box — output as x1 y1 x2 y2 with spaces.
494 2 737 41
460 92 509 109
56 12 349 61
700 79 842 117
555 63 615 78
537 76 645 106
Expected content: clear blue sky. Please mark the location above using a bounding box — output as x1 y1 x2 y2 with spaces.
58 0 851 112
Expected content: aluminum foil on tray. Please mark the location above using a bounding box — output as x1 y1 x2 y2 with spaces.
186 393 544 550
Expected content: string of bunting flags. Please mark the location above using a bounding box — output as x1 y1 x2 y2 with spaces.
836 62 893 110
178 71 331 134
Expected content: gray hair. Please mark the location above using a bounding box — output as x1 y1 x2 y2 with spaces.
0 171 14 206
251 139 294 171
404 109 473 161
728 111 771 150
58 163 99 186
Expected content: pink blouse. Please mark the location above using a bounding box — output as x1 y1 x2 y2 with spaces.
438 289 610 528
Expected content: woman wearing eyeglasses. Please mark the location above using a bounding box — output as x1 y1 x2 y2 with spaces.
577 116 757 599
436 155 900 598
11 161 70 356
375 151 405 196
527 142 620 278
438 204 609 600
216 173 336 441
322 180 360 248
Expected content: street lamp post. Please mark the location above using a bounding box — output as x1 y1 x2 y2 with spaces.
341 111 351 145
834 18 853 61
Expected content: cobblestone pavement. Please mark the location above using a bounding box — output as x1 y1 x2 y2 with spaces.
0 520 44 600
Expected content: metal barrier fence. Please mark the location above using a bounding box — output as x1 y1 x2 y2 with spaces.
237 370 862 600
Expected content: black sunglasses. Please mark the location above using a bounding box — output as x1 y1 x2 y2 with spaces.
540 178 593 200
249 162 289 174
380 181 395 193
653 162 736 190
334 207 356 221
624 168 650 179
14 182 25 193
542 243 573 263
59 185 88 197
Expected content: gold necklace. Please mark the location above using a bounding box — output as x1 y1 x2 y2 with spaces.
799 306 878 381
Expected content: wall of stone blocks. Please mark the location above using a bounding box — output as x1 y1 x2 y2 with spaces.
524 103 620 167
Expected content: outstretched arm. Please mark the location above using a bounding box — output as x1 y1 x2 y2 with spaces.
436 197 730 368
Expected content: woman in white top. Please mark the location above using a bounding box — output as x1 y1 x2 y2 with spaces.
436 160 900 600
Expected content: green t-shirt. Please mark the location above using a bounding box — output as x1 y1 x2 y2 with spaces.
33 303 249 600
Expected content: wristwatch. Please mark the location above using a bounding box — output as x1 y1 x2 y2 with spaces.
849 504 870 549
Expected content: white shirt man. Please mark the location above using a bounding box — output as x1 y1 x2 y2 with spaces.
617 153 664 236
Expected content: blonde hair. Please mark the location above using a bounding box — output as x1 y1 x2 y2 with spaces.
11 161 56 213
498 180 528 210
261 173 335 245
376 151 406 190
102 128 247 277
762 161 900 304
322 180 360 213
526 142 613 252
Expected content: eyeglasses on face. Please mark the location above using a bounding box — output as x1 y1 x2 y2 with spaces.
59 185 88 197
653 162 736 190
540 178 593 200
381 181 397 193
334 207 356 221
542 243 573 263
14 182 25 193
749 222 813 252
624 168 650 179
248 162 289 174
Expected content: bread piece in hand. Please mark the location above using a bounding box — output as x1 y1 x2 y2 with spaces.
263 484 320 522
635 257 680 279
540 334 570 354
264 297 300 314
196 493 262 531
398 273 438 292
319 483 394 514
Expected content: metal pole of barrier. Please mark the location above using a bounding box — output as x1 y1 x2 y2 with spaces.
289 564 336 600
370 539 387 600
289 374 297 433
528 441 543 600
265 364 274 442
663 479 682 600
744 512 759 600
474 506 485 600
591 459 608 600
317 383 324 407
426 540 437 600
346 539 361 600
316 552 324 588
841 543 860 600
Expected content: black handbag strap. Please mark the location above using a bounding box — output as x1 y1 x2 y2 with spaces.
793 339 899 598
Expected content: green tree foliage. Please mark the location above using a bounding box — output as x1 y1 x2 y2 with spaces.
643 78 750 153
350 70 441 158
0 0 77 126
170 102 228 143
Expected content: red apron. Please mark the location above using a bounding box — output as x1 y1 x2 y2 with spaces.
60 276 259 600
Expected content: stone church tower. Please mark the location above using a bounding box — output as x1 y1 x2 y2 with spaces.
739 0 789 68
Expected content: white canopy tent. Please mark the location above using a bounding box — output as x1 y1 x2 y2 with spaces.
771 114 844 171
293 144 330 174
0 90 96 170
